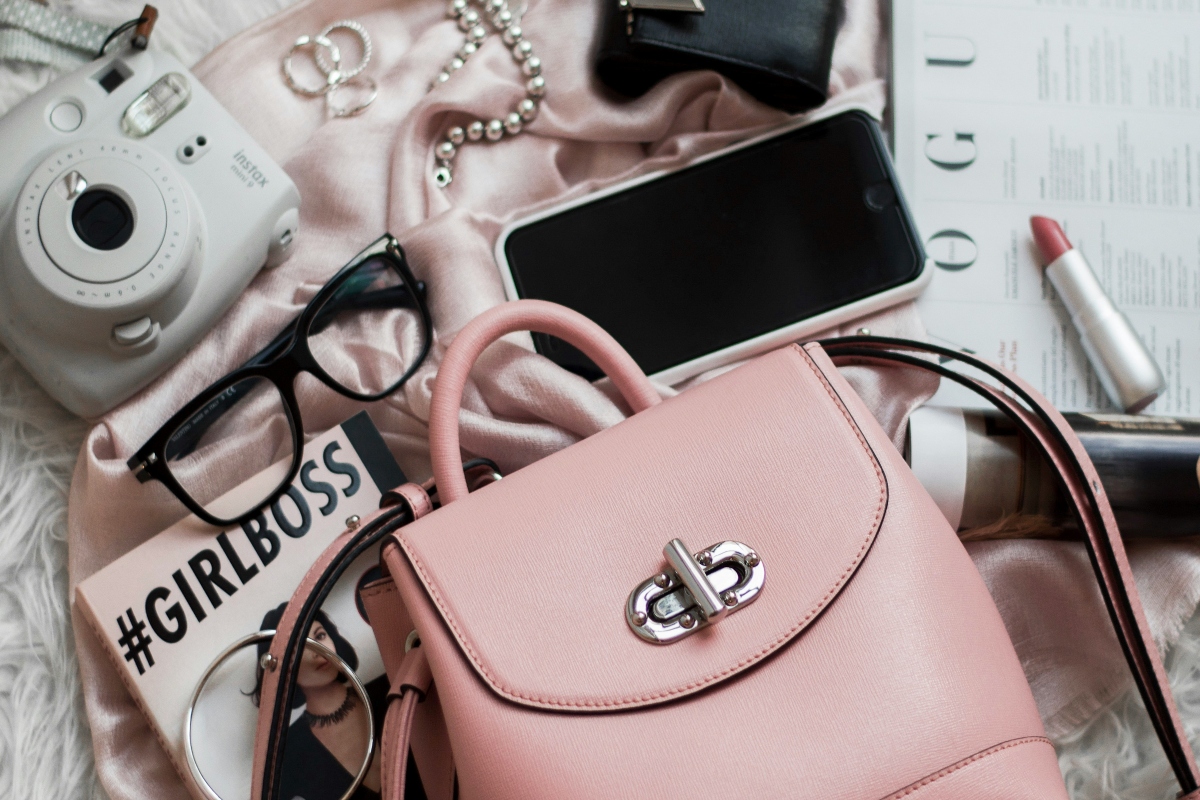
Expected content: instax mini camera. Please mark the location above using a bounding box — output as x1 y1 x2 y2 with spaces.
0 48 301 417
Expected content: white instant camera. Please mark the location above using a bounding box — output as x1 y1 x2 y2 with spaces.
0 48 301 417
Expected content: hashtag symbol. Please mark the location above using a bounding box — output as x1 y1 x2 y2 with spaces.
116 608 155 675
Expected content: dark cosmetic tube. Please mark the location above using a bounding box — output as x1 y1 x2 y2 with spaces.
907 407 1200 538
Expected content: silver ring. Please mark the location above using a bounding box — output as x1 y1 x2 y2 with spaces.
183 630 375 800
283 34 342 96
315 20 373 81
326 75 378 118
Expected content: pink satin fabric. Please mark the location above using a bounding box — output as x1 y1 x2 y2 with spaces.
64 0 1200 797
969 538 1200 738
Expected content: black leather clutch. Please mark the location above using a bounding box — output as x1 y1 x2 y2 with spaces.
595 0 841 113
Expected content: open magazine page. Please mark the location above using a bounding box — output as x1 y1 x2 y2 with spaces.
892 0 1200 413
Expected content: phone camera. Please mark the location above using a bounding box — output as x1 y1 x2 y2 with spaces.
863 182 896 212
71 188 134 250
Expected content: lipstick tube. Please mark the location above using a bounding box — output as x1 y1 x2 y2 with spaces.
1030 216 1165 413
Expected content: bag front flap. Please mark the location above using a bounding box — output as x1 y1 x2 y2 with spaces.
396 345 886 711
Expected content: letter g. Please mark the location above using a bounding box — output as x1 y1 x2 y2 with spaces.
146 586 187 644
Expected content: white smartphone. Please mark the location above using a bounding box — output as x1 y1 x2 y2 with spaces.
494 108 931 385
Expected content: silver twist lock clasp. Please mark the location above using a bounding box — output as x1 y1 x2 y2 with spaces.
626 539 764 644
663 538 726 623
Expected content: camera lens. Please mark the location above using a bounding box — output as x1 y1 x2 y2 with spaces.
71 188 134 251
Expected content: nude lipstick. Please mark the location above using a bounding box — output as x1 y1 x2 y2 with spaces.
1030 216 1165 413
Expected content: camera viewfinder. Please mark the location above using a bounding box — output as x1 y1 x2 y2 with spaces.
98 69 125 94
92 60 132 94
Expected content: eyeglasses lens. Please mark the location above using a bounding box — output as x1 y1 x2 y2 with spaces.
306 256 426 397
163 375 296 522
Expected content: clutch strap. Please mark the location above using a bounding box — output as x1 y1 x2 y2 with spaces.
819 335 1200 797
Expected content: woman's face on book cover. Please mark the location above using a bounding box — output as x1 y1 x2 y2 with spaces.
297 621 339 688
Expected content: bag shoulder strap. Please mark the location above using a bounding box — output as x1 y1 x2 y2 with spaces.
818 335 1200 799
248 485 433 800
248 462 496 800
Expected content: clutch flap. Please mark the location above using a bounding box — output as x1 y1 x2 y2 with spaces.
596 0 840 112
395 345 886 711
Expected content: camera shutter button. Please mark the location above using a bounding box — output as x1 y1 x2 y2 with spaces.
50 102 83 132
113 317 157 346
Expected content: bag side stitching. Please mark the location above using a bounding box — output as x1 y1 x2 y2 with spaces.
878 737 1054 799
399 344 886 709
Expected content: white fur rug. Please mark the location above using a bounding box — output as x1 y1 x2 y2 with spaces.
0 1 1197 798
0 4 297 798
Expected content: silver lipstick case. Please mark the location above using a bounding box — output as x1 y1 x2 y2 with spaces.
1046 249 1166 413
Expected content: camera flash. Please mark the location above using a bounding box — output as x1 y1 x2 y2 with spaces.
121 72 191 138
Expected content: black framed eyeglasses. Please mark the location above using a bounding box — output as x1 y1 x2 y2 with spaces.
128 234 431 527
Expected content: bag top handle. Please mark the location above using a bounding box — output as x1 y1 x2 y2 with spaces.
430 299 661 504
820 335 1200 798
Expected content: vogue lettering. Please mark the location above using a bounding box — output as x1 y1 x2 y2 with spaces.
124 453 361 668
924 132 976 171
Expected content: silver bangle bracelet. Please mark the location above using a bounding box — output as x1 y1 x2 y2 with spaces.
183 630 375 800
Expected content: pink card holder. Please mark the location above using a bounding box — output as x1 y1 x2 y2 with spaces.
245 299 1200 800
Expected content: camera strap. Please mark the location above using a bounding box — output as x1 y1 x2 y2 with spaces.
0 0 112 69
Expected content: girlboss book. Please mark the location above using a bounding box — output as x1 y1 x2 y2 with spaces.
75 412 406 800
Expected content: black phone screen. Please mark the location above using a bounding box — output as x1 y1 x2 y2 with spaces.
502 111 925 378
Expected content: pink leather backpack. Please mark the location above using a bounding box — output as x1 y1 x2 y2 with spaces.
248 299 1200 800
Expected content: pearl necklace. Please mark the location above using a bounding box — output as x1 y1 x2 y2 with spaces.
432 0 545 188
